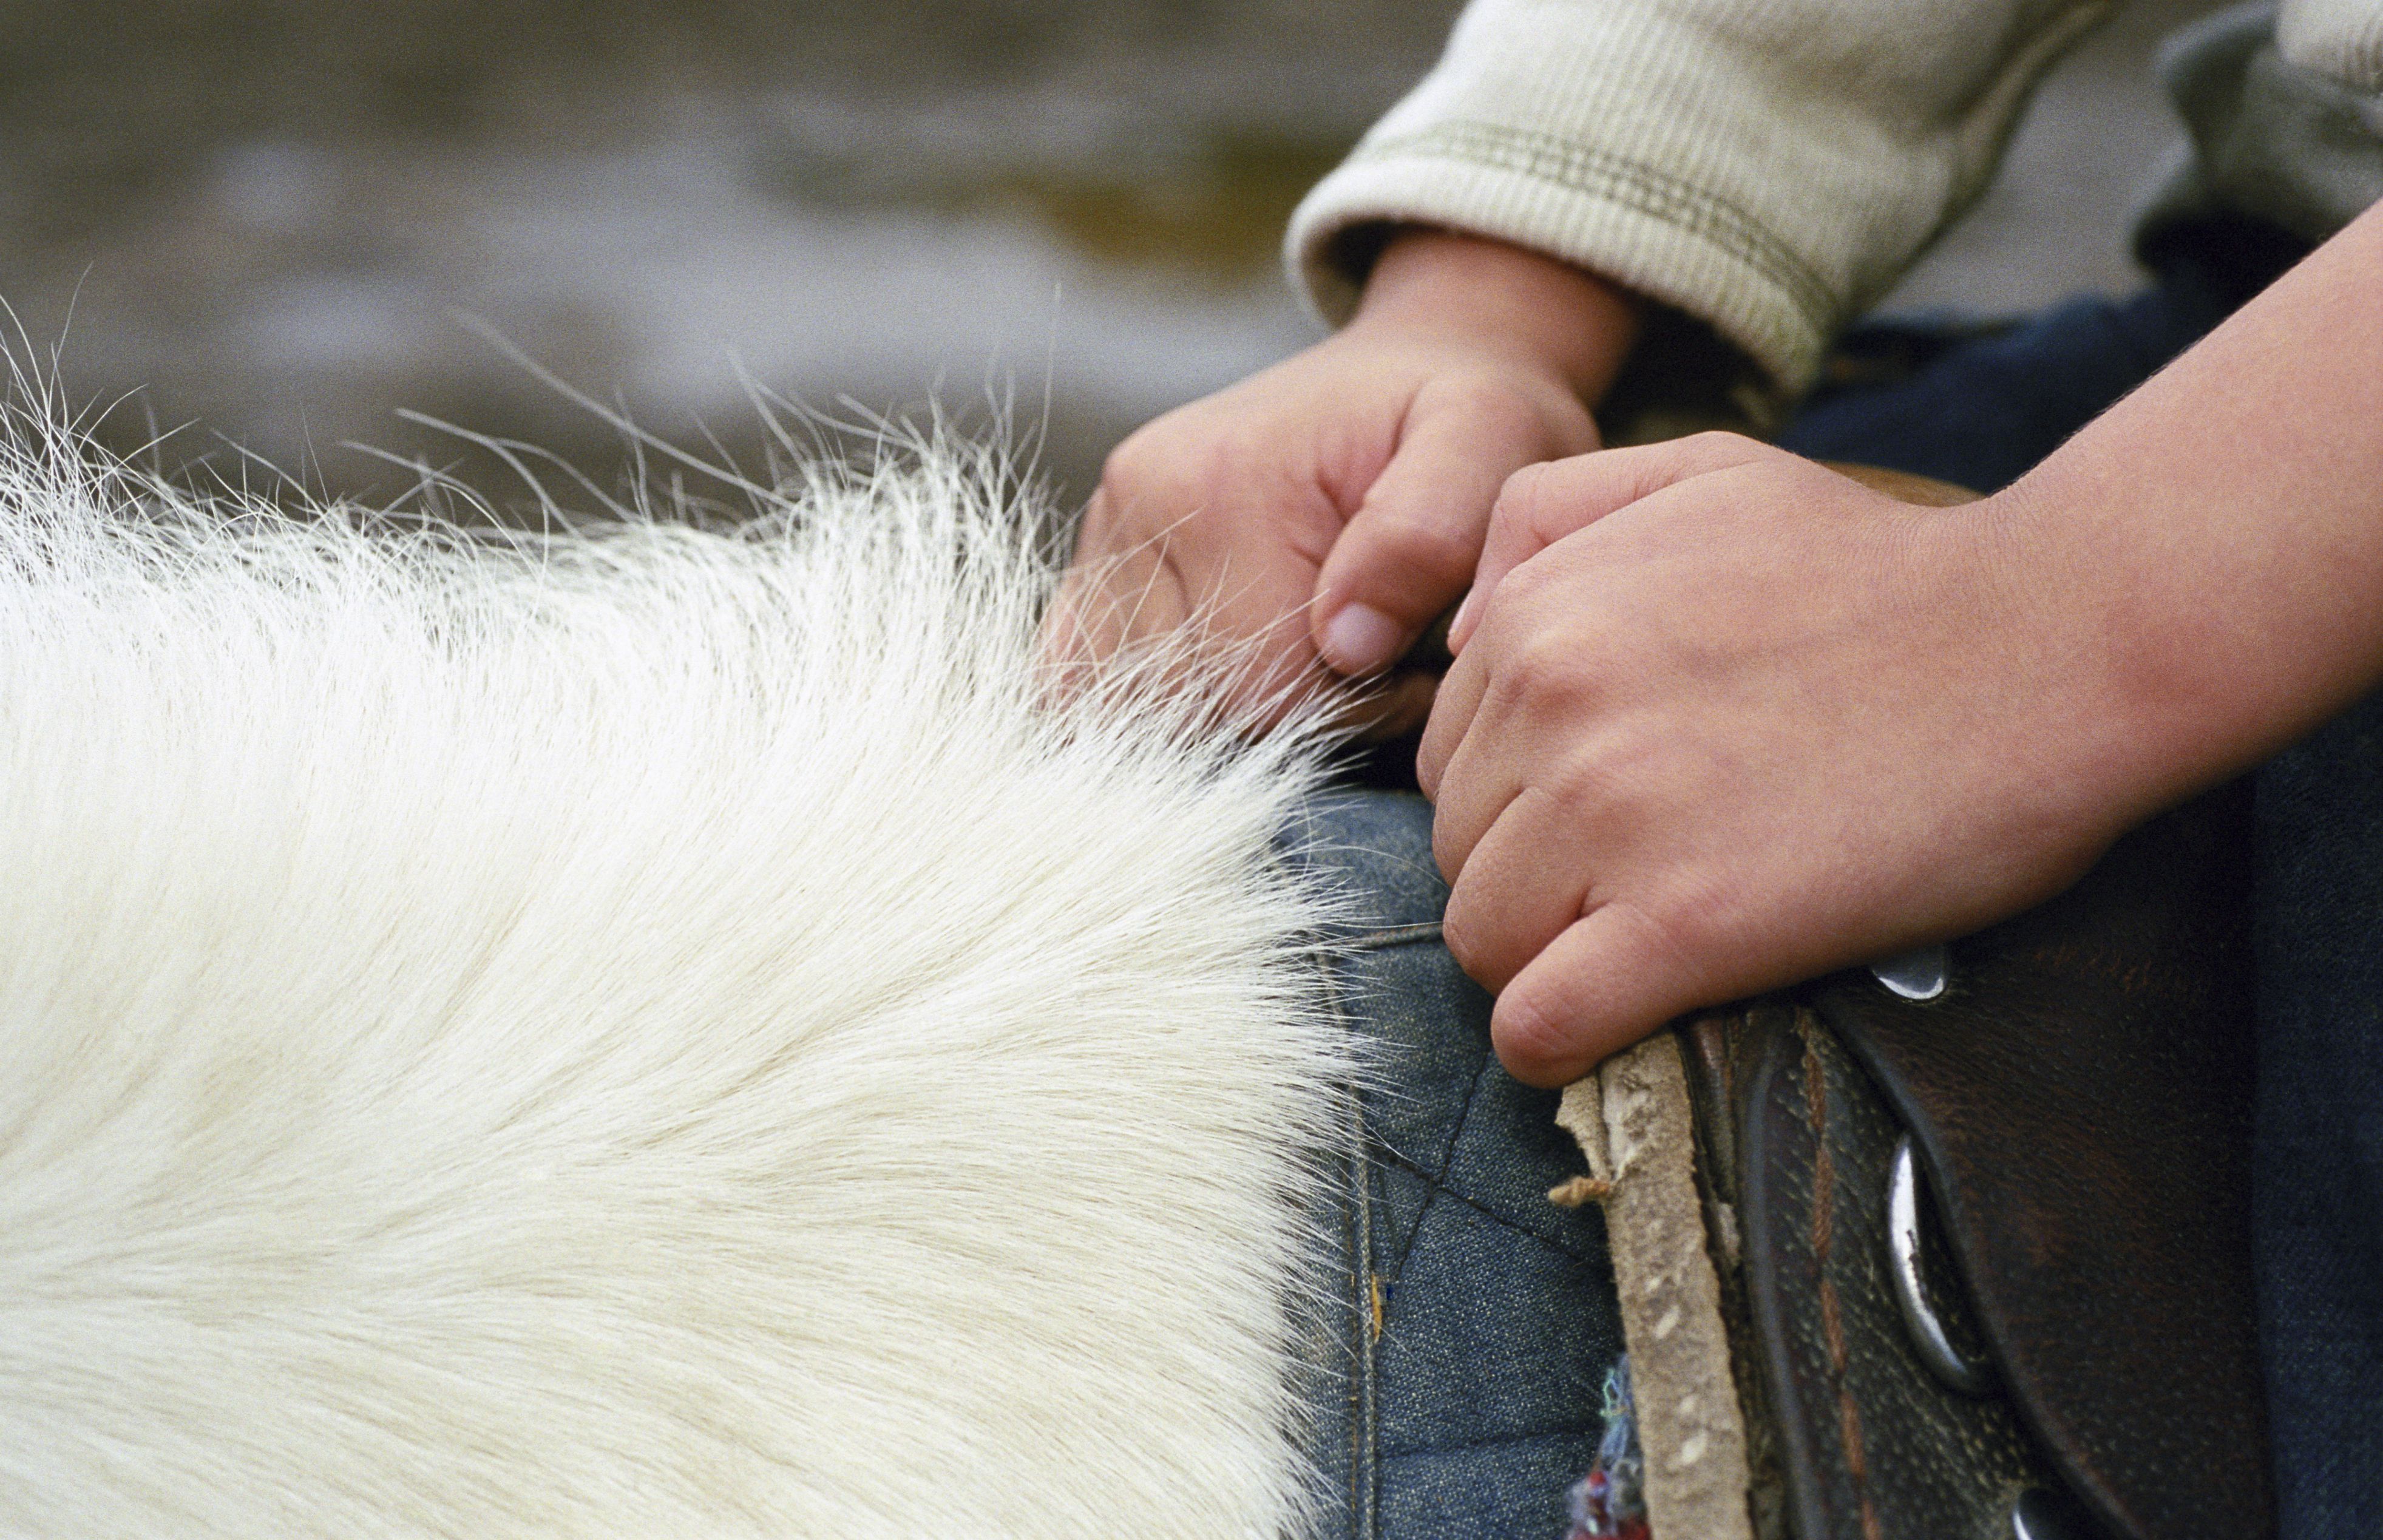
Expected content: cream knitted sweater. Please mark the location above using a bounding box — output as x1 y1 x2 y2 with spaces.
1288 0 2383 394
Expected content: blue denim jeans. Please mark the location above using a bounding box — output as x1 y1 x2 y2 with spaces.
1282 790 1625 1538
2251 699 2383 1537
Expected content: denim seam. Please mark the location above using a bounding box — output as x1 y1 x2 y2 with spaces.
1371 1144 1604 1267
1380 1046 1497 1291
1321 951 1380 1540
1331 922 1447 953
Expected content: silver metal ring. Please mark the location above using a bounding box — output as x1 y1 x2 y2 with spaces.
1870 941 1949 1001
1888 1135 1995 1396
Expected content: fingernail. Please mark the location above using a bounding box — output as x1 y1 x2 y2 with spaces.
1321 602 1403 675
1448 586 1480 652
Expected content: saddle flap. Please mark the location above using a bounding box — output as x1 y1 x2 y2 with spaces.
1798 786 2269 1540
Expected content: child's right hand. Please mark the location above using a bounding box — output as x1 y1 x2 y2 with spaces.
1042 231 1639 735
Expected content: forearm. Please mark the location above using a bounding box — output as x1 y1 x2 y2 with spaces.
1999 198 2383 817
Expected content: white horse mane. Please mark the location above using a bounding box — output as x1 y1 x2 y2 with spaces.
0 392 1350 1536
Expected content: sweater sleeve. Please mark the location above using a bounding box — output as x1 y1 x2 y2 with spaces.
2279 0 2383 90
1286 0 2115 396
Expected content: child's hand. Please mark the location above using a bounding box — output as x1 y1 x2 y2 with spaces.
1419 435 2135 1085
1042 232 1637 734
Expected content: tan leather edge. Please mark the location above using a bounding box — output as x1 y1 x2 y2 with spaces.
1558 1038 1757 1540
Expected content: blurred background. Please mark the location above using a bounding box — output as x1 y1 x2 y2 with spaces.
0 0 2232 513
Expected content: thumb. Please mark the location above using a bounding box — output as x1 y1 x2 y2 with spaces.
1310 399 1567 677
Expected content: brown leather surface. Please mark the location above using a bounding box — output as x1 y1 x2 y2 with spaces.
1668 788 2271 1539
1802 787 2271 1539
1733 1006 2059 1540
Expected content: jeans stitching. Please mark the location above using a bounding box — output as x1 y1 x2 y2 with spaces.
1320 950 1380 1540
1381 1043 1496 1292
1371 1144 1603 1267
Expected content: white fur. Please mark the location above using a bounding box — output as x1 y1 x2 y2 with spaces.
0 410 1349 1536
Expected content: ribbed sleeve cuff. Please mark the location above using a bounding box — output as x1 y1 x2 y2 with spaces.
1288 124 1839 396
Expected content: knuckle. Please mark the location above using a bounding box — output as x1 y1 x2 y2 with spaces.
1096 429 1162 495
1477 565 1553 624
1490 462 1544 526
1429 821 1463 885
1681 429 1758 460
1439 898 1487 974
1543 747 1621 813
1442 894 1522 992
1178 433 1247 495
1492 558 1557 612
1358 512 1474 580
1507 629 1587 709
1069 494 1115 557
1097 428 1229 514
1439 373 1539 430
1618 889 1726 990
1678 429 1778 477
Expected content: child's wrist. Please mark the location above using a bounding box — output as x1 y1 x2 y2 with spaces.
1959 478 2254 838
1352 227 1642 405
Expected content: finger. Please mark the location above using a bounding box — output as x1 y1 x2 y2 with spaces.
1039 490 1113 670
1449 430 1776 654
1413 629 1490 802
1044 532 1253 730
1491 901 1719 1087
1062 540 1192 662
1053 475 1343 726
1310 398 1554 677
1440 787 1592 992
1041 487 1165 654
1422 686 1531 881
